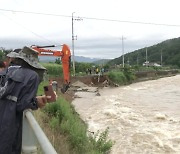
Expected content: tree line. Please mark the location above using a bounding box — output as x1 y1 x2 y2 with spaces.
107 37 180 68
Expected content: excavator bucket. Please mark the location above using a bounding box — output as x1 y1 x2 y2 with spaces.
61 83 70 93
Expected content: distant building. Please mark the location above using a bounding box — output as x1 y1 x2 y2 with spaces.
143 62 161 67
143 61 149 66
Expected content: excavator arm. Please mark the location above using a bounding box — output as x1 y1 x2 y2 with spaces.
32 44 71 93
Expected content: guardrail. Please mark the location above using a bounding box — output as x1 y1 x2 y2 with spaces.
22 110 57 154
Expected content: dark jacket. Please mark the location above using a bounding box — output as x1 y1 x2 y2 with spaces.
0 68 7 87
0 66 39 154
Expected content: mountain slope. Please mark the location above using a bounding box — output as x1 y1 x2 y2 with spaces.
92 59 110 65
108 37 180 67
39 55 100 63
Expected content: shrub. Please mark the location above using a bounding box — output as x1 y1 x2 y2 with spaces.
43 99 89 152
43 98 113 154
123 67 136 82
89 127 114 153
108 71 127 85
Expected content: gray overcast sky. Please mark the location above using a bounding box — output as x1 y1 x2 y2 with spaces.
0 0 180 59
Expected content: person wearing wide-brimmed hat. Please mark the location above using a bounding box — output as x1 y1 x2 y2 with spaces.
0 46 49 154
0 49 21 88
3 48 20 68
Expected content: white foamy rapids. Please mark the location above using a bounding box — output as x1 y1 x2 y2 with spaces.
72 75 180 154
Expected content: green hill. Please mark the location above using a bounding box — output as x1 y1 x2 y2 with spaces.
108 37 180 67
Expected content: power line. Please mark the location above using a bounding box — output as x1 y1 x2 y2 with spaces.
82 16 180 27
0 8 71 18
0 10 58 45
0 8 180 27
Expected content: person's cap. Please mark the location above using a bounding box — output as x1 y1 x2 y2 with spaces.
13 46 46 70
13 48 21 53
7 52 19 58
7 48 21 58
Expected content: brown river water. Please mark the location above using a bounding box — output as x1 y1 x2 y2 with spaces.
72 75 180 154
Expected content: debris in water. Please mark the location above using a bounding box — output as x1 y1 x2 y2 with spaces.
155 113 167 120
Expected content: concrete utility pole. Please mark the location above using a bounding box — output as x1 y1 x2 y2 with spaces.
145 47 148 66
137 53 139 65
72 12 82 76
161 49 163 66
72 12 76 77
0 47 3 52
120 36 126 68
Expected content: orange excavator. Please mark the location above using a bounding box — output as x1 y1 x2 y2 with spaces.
31 44 71 93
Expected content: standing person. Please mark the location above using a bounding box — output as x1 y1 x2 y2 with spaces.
101 67 104 75
0 61 6 86
86 68 89 75
0 46 49 154
0 61 5 72
3 49 21 68
89 68 92 75
96 67 99 74
0 50 20 87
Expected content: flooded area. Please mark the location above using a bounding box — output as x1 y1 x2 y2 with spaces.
72 75 180 154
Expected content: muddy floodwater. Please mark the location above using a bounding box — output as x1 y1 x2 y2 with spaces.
72 75 180 154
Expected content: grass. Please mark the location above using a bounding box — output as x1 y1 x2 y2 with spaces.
108 71 127 85
43 98 113 154
36 81 113 154
41 63 63 77
107 67 136 85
